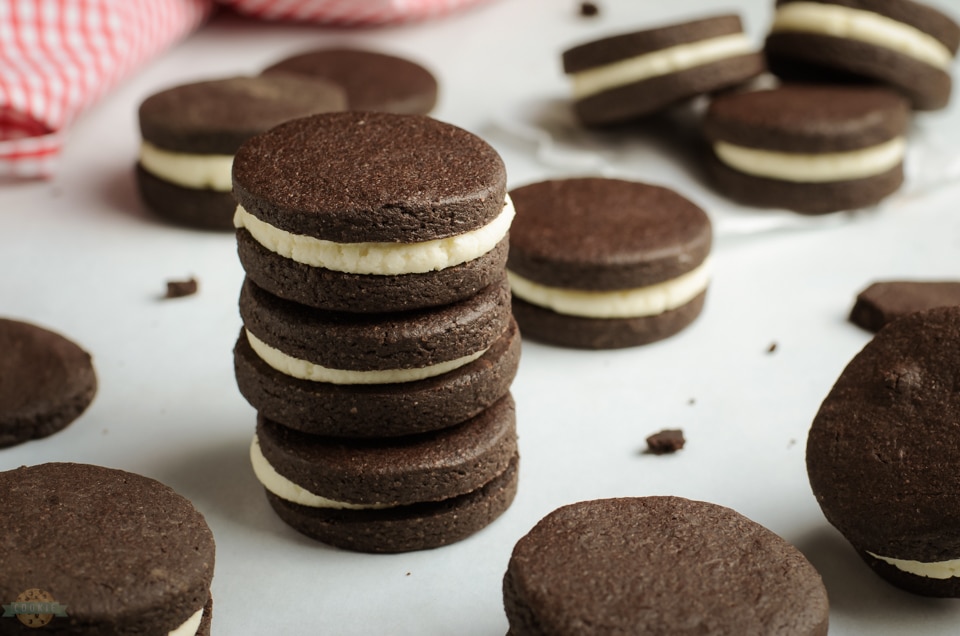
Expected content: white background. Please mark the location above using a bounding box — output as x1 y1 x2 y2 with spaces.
2 0 959 633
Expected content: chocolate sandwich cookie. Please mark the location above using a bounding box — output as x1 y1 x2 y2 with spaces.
808 305 960 596
850 280 960 331
0 463 215 634
506 178 711 349
766 0 960 110
235 275 518 436
503 497 829 635
137 74 346 230
562 14 765 126
703 84 910 214
232 111 512 313
251 394 518 553
0 318 96 448
262 47 438 114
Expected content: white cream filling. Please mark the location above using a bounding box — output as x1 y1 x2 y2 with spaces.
507 259 710 319
168 607 204 636
771 2 954 70
571 33 756 99
233 195 514 276
867 551 960 579
245 329 486 385
713 137 906 183
139 141 233 191
250 435 390 509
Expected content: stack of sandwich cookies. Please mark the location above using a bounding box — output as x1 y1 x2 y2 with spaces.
562 14 765 127
136 75 346 230
1 463 215 635
765 0 960 110
507 178 712 349
703 84 911 214
231 112 520 552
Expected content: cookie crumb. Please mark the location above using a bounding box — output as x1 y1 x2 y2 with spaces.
164 277 199 299
645 429 685 455
687 397 696 406
767 341 778 353
579 1 599 16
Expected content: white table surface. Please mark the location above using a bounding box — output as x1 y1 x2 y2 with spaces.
2 1 960 634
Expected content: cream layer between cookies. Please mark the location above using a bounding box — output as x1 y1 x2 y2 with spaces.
234 195 514 275
250 436 390 510
867 551 960 579
713 137 906 183
168 608 204 636
139 141 233 191
771 2 954 70
507 259 709 319
571 33 755 99
245 330 487 385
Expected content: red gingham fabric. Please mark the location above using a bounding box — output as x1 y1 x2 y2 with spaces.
0 0 212 179
219 0 491 25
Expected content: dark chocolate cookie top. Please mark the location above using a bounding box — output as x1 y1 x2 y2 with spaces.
504 497 829 636
0 318 96 448
239 274 512 371
232 111 507 243
850 280 960 332
507 178 711 290
0 463 215 634
704 84 910 153
774 0 960 53
138 74 347 154
808 305 960 560
563 14 747 72
262 47 438 115
256 393 516 505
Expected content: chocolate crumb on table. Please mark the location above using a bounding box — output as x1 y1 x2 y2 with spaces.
645 429 685 455
164 277 199 298
579 2 599 17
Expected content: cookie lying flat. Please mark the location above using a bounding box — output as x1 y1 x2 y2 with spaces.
137 75 346 230
262 47 438 114
704 84 910 214
507 178 711 349
0 463 215 634
850 280 960 332
251 394 518 553
0 318 96 448
562 14 765 126
232 111 512 313
766 0 960 110
503 497 829 635
235 276 518 437
808 306 960 596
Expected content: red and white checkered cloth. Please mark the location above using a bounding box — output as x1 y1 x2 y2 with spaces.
219 0 492 25
0 0 212 179
0 0 491 179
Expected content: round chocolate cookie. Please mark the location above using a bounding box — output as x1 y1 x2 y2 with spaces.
262 46 438 114
503 497 829 635
849 280 960 332
231 111 511 313
703 84 911 214
136 74 346 230
506 178 711 349
0 463 215 634
0 318 96 448
562 14 765 126
808 305 960 596
234 316 521 438
251 394 518 552
765 0 960 110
